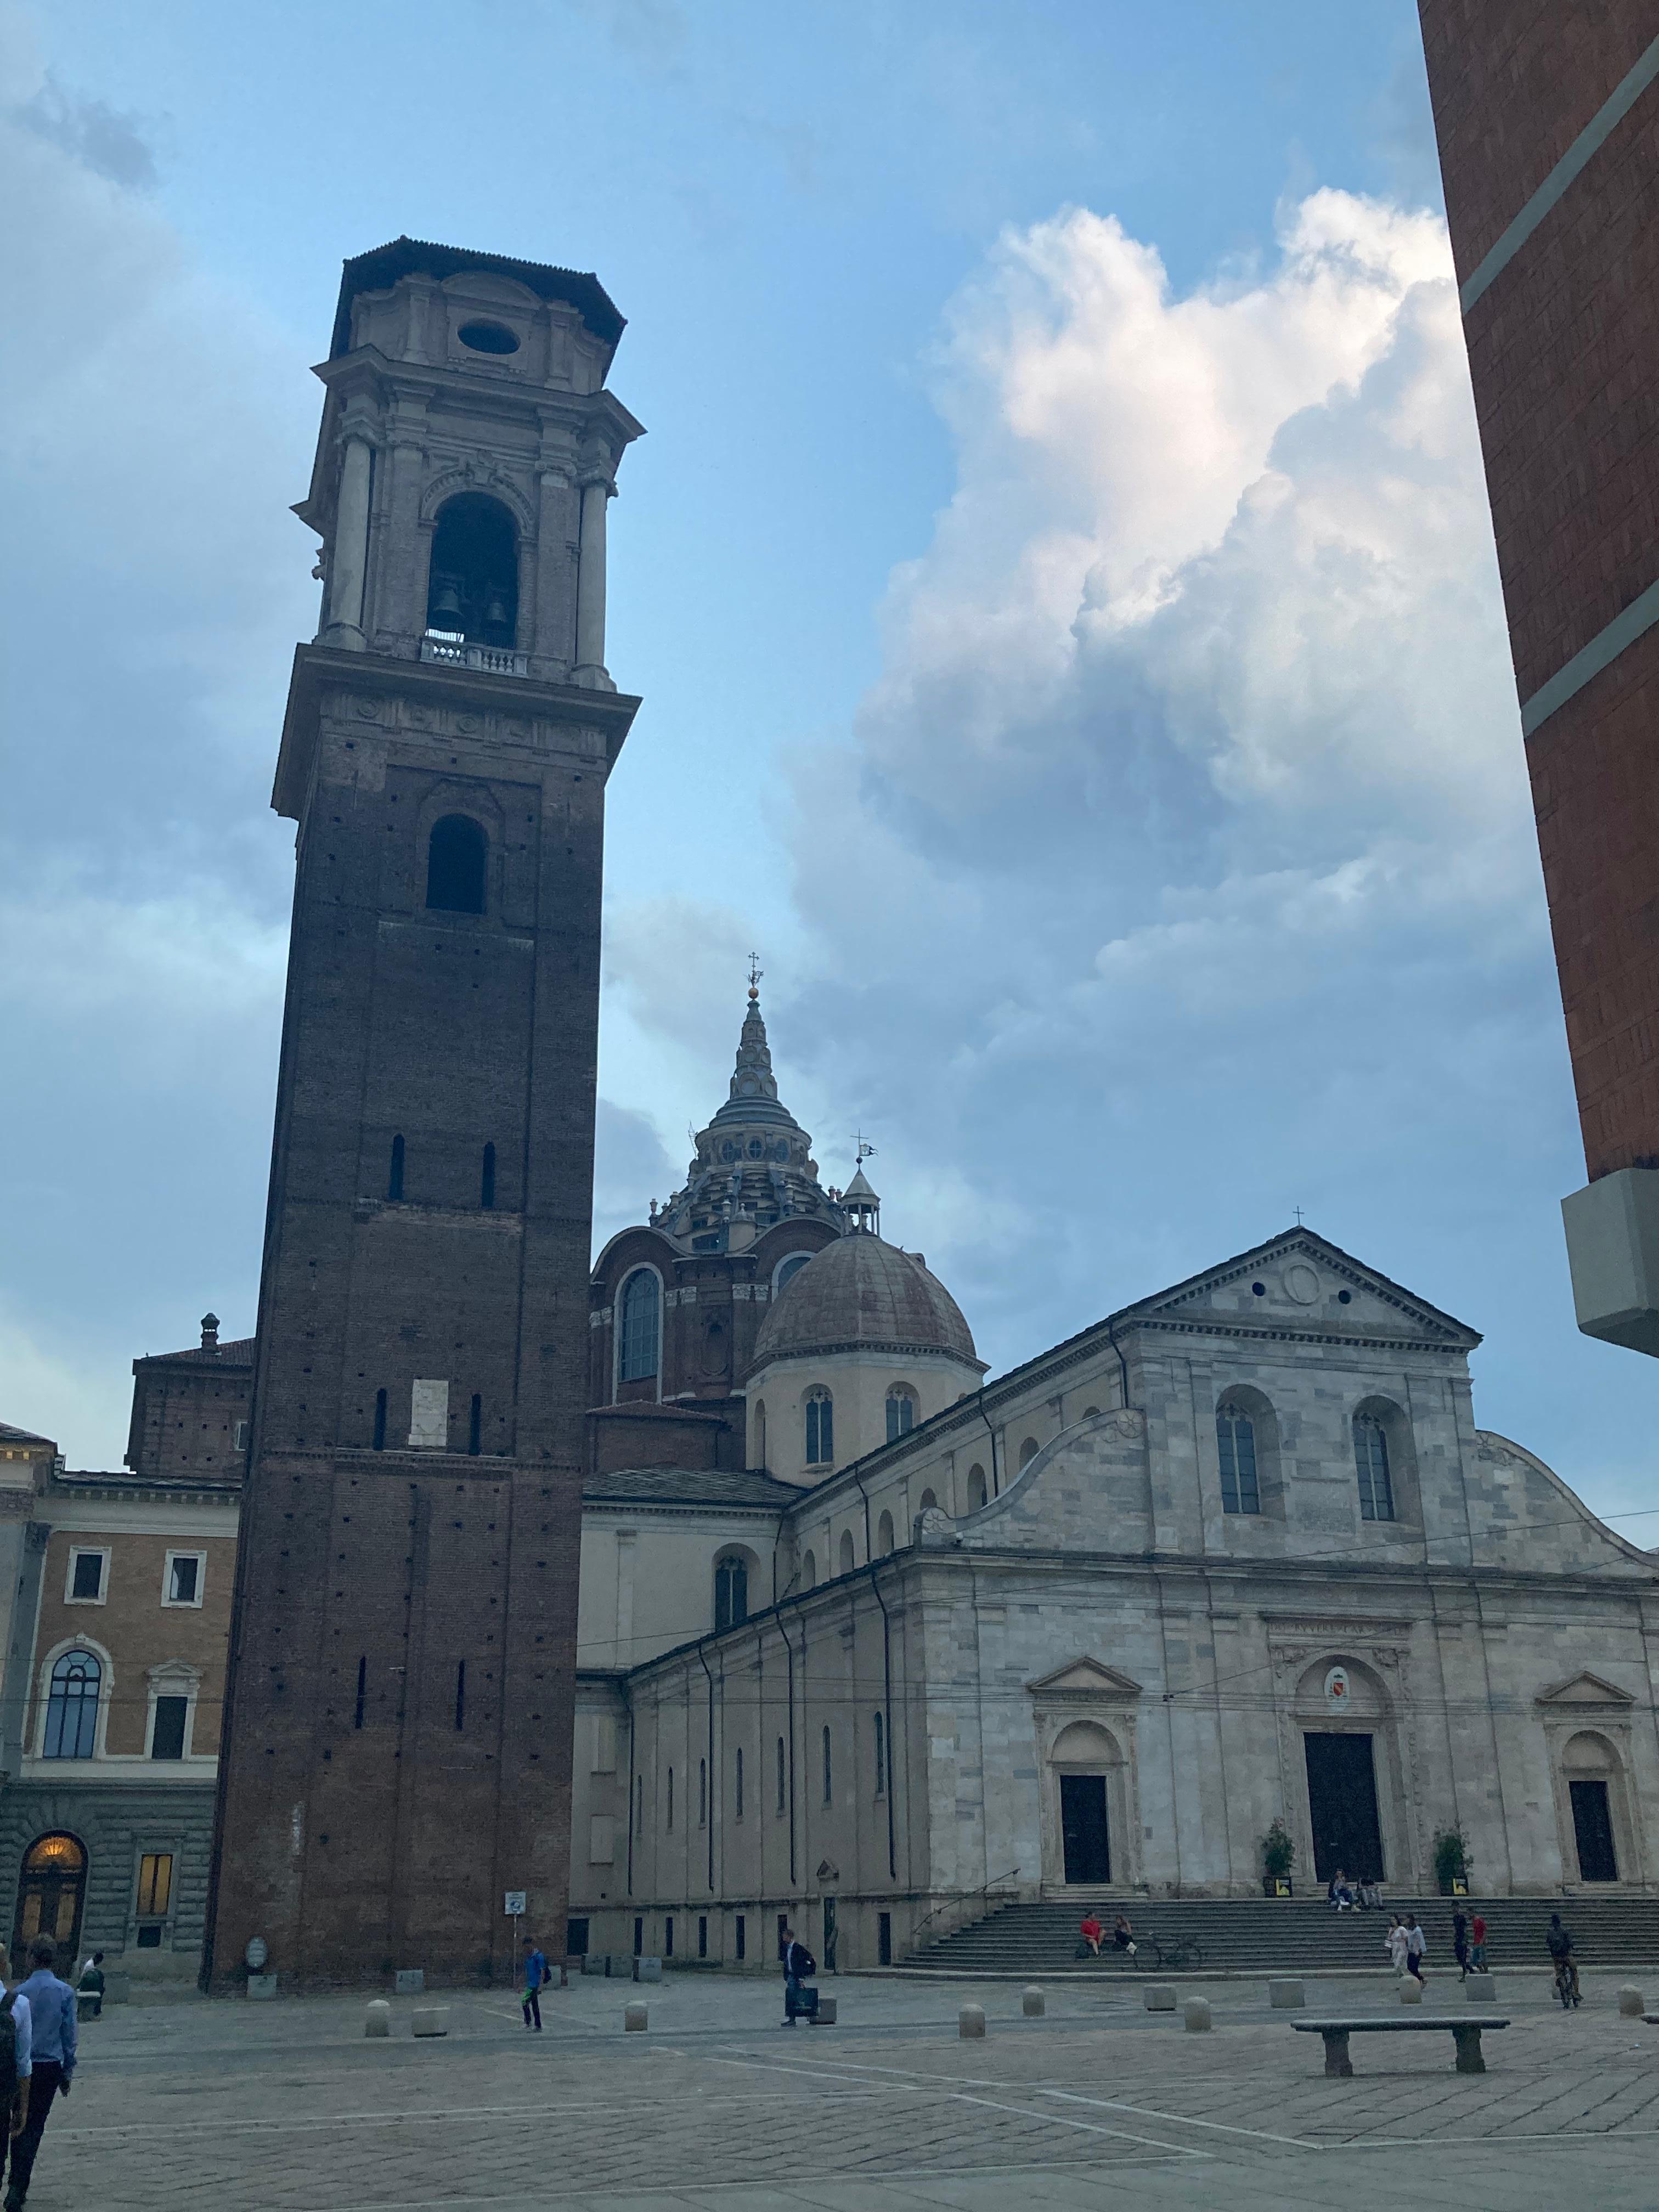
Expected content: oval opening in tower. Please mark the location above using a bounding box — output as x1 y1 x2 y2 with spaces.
457 320 519 355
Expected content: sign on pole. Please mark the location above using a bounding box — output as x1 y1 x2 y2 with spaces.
504 1889 526 1917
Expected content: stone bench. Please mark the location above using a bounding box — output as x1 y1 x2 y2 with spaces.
1294 2016 1509 2077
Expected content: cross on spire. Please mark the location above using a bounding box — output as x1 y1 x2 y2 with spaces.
747 951 763 997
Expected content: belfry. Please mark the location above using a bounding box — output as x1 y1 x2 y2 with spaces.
205 240 643 1989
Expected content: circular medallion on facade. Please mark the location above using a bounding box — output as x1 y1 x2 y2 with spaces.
1283 1262 1320 1305
353 696 381 720
1324 1665 1351 1709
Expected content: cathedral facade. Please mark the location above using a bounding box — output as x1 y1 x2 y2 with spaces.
569 1007 1659 1969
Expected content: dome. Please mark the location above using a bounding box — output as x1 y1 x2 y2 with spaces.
752 1234 981 1369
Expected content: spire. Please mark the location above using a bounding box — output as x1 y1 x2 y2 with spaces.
727 961 779 1107
843 1141 880 1235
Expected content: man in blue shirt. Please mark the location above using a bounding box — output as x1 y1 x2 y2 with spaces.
520 1937 548 2031
7 1938 75 2210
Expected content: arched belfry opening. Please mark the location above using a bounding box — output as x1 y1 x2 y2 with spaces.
425 493 518 647
426 816 488 915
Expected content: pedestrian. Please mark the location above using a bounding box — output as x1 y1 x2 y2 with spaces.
1111 1914 1136 1957
7 1937 75 2210
1469 1910 1488 1973
779 1923 818 2027
1546 1912 1581 2007
1079 1913 1103 1957
520 1936 548 2032
1452 1908 1470 1979
75 1954 104 2022
1385 1914 1410 1977
0 1947 32 2212
1404 1911 1427 1984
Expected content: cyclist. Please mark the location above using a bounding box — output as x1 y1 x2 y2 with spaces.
1546 1912 1581 2006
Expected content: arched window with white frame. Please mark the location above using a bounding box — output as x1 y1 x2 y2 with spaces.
617 1267 661 1390
42 1647 102 1760
805 1387 833 1465
885 1384 918 1443
1353 1412 1395 1522
714 1552 749 1632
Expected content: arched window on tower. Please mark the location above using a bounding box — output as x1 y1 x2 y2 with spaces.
714 1553 749 1632
967 1463 988 1511
43 1650 101 1760
1353 1413 1395 1522
805 1388 833 1465
425 492 518 646
1216 1403 1261 1515
617 1269 661 1386
885 1385 918 1443
426 815 487 915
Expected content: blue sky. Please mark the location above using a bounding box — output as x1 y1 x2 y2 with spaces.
5 0 1657 1533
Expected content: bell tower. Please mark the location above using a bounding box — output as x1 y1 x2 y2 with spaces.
205 239 643 1990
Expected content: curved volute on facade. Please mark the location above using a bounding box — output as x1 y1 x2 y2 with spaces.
745 1202 987 1485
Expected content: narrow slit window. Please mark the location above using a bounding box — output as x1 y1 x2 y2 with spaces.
455 1658 466 1731
698 1758 707 1827
805 1388 833 1465
373 1389 387 1451
874 1709 886 1796
667 1765 674 1831
776 1735 786 1815
1354 1414 1395 1522
735 1745 744 1819
388 1135 405 1202
481 1143 496 1209
354 1655 367 1729
468 1393 482 1456
822 1724 833 1804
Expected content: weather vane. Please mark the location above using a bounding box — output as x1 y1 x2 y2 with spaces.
855 1132 877 1166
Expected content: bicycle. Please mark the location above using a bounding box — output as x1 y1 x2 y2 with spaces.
1552 1956 1581 2010
1130 1931 1206 1973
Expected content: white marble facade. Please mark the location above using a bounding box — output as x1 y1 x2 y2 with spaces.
568 1228 1659 1968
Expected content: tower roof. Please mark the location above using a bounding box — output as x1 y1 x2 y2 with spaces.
330 237 627 362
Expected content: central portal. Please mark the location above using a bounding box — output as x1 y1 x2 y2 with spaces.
1060 1773 1111 1883
1304 1732 1384 1882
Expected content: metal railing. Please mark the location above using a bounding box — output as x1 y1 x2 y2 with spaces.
909 1867 1023 1954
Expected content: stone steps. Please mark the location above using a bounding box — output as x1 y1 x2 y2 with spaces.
903 1894 1659 1974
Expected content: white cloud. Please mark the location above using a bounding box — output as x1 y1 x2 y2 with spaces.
765 190 1615 1487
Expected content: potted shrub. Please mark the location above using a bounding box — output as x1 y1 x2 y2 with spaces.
1433 1826 1470 1896
1261 1818 1296 1897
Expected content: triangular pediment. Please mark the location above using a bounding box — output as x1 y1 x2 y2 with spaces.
1536 1671 1635 1708
1027 1656 1143 1699
1125 1229 1480 1348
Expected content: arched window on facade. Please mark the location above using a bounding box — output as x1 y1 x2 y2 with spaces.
425 492 518 646
876 1509 895 1556
1353 1413 1395 1522
43 1650 100 1760
838 1529 856 1576
822 1724 833 1804
799 1548 816 1592
617 1269 660 1386
874 1710 887 1796
885 1385 918 1443
425 815 488 915
805 1388 833 1465
774 1252 812 1297
714 1553 749 1633
1018 1436 1039 1470
967 1463 988 1511
1216 1403 1261 1515
918 1487 938 1510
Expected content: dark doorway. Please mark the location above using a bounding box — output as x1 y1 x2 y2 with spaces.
13 1833 86 1964
1570 1779 1620 1881
1304 1733 1384 1883
1060 1773 1111 1883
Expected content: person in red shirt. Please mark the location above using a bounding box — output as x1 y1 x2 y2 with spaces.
1079 1914 1103 1956
1469 1912 1488 1973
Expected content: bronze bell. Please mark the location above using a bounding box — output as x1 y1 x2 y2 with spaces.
430 578 462 626
483 588 508 634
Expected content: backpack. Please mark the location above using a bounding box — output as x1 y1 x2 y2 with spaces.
792 1944 817 1980
0 1991 17 2112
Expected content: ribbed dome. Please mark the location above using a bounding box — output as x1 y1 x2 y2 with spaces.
753 1234 980 1368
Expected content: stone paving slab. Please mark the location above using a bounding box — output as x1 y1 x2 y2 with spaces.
26 1968 1659 2210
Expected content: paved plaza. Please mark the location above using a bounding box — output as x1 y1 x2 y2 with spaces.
31 1966 1659 2211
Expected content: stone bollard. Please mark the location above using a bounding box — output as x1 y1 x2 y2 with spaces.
1143 1983 1177 2012
814 1997 838 2027
1183 1996 1212 2033
364 1999 391 2038
1398 1976 1424 2005
634 1956 663 1984
1022 1986 1046 2018
624 2000 648 2033
1464 1973 1496 2002
411 2007 449 2037
1267 1978 1304 2010
958 2003 986 2039
1618 1984 1644 2018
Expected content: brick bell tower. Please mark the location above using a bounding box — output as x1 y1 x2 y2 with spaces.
204 239 643 1991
